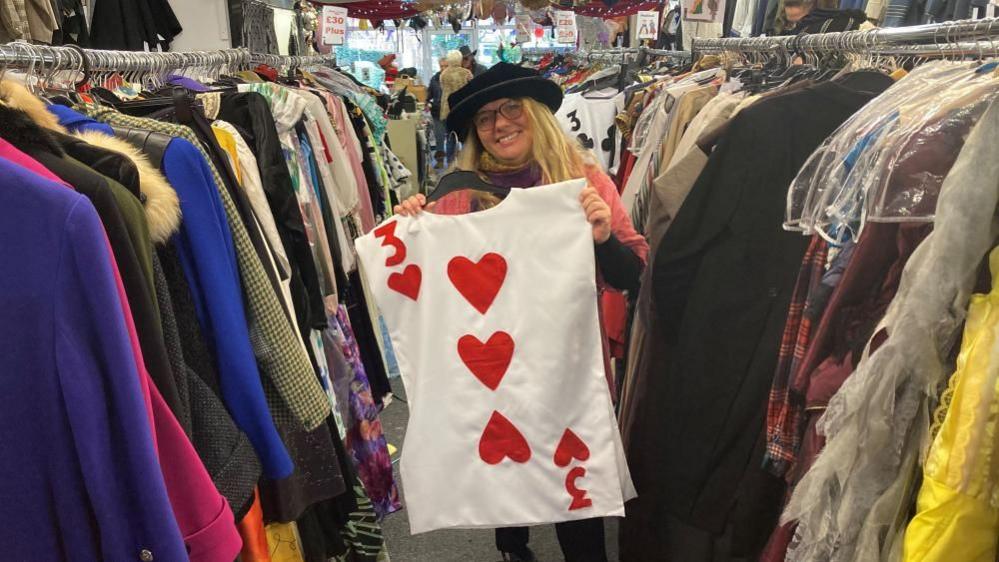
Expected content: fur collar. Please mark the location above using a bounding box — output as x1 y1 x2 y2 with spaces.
0 80 67 135
0 79 181 242
0 103 65 156
75 130 181 243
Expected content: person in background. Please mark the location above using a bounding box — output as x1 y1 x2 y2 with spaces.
393 62 648 562
439 50 473 163
378 53 399 89
782 0 867 33
459 45 488 76
427 56 449 168
782 0 814 28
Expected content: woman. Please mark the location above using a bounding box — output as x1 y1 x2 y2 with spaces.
394 63 648 562
439 49 473 121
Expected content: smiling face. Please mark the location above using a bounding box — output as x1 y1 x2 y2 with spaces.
473 98 533 165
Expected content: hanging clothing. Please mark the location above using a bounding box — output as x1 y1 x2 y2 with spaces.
783 94 999 562
87 106 332 434
217 91 329 336
620 72 894 562
90 0 182 50
0 156 191 562
902 248 999 562
556 91 625 174
60 105 296 479
0 58 409 560
331 306 402 519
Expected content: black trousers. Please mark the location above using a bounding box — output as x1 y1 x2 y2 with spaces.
495 518 607 562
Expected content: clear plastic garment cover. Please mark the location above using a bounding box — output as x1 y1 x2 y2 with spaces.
784 60 999 244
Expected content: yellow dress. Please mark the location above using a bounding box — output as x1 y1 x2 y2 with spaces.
902 247 999 562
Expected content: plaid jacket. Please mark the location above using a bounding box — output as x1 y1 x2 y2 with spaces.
83 105 331 432
764 235 829 476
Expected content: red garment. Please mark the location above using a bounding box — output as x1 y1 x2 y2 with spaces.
616 149 637 194
601 291 627 359
0 138 68 185
764 236 829 476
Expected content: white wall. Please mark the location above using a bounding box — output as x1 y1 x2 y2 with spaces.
169 0 232 51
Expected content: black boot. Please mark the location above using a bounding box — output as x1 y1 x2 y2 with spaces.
501 547 537 562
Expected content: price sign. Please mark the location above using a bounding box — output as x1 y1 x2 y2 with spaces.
636 10 659 40
322 6 348 46
555 10 577 44
556 26 578 44
555 10 576 28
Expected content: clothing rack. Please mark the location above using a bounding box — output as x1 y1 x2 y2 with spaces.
692 17 999 56
520 46 576 61
0 43 335 78
581 46 692 62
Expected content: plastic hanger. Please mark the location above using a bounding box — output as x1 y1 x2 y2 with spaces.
427 170 511 203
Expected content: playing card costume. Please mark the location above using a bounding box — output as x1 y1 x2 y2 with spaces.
355 178 636 533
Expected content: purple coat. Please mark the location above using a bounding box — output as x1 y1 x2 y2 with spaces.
0 157 190 560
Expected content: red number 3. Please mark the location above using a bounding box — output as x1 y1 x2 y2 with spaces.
373 220 407 267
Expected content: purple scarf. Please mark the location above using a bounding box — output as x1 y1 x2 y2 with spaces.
485 163 543 189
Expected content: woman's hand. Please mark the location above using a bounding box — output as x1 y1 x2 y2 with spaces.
580 185 612 244
393 193 437 216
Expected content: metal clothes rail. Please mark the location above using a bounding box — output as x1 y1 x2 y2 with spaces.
581 46 691 61
691 17 999 56
0 43 335 77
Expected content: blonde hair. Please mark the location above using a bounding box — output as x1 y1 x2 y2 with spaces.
454 97 590 184
446 50 463 66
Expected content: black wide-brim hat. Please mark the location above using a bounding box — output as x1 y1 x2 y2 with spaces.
445 62 563 140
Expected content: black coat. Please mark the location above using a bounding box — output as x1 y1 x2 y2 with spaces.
90 0 182 50
428 72 443 120
620 73 895 561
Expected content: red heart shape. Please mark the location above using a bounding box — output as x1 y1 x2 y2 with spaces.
479 411 532 465
387 264 421 301
447 253 508 315
458 332 515 391
553 429 590 468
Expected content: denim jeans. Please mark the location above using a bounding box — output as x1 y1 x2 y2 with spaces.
432 118 457 160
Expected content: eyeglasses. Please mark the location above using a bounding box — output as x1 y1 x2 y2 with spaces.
472 100 524 130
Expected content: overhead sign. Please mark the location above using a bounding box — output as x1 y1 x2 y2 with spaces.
322 5 348 45
555 10 578 44
636 10 659 40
